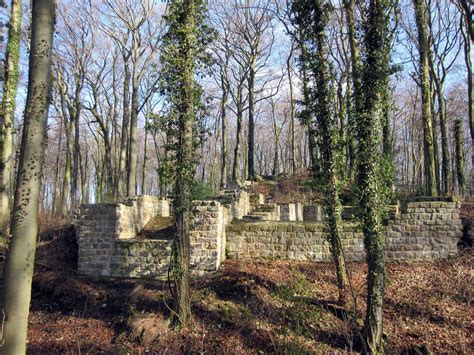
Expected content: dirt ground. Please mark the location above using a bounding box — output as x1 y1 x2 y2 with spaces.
6 220 466 354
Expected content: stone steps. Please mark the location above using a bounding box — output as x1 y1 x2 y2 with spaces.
243 203 280 221
243 212 272 221
256 204 276 212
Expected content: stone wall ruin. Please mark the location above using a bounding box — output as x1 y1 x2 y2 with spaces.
76 193 464 279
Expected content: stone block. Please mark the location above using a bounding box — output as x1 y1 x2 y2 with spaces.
303 205 323 222
280 203 296 221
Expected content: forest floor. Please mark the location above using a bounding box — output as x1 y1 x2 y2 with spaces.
1 216 473 354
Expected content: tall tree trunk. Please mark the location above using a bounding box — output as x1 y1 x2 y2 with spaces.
72 108 80 208
413 0 437 197
453 119 465 195
118 61 131 197
0 0 22 241
220 80 229 189
346 78 356 177
128 68 139 197
459 9 473 166
300 39 318 174
163 0 203 327
247 58 256 180
103 133 113 199
337 73 347 180
111 52 120 196
343 0 361 183
80 150 89 205
232 84 244 182
430 87 441 194
311 0 349 303
287 43 297 174
52 122 63 213
358 0 391 351
271 104 280 176
141 114 149 195
60 110 73 217
0 0 55 352
381 90 392 157
71 79 83 210
431 72 451 194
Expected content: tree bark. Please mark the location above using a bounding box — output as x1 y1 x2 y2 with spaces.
60 124 72 216
232 83 244 182
271 102 280 176
220 78 229 189
459 7 473 167
287 43 297 174
311 0 349 303
431 71 451 194
57 73 72 217
300 39 318 175
413 0 437 197
164 0 203 327
247 57 256 180
0 0 22 240
118 60 131 197
128 68 139 197
343 0 361 183
71 81 83 209
358 0 391 351
141 115 149 195
453 119 465 195
80 149 89 205
0 0 55 352
51 121 63 213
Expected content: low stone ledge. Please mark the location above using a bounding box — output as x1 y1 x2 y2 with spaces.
226 201 462 262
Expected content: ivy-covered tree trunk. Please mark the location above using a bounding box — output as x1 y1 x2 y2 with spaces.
311 0 349 303
453 119 465 195
413 0 437 197
161 0 209 327
291 0 349 303
0 0 22 241
174 0 197 326
0 0 55 352
358 0 391 351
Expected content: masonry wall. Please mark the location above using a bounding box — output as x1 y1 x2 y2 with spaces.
77 198 463 280
226 201 462 261
190 201 226 276
76 196 170 277
112 240 172 278
76 197 225 279
76 203 123 277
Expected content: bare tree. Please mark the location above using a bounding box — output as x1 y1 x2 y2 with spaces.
0 0 21 240
92 0 163 197
0 0 55 351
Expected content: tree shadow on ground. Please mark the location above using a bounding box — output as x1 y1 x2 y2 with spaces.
191 269 355 352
